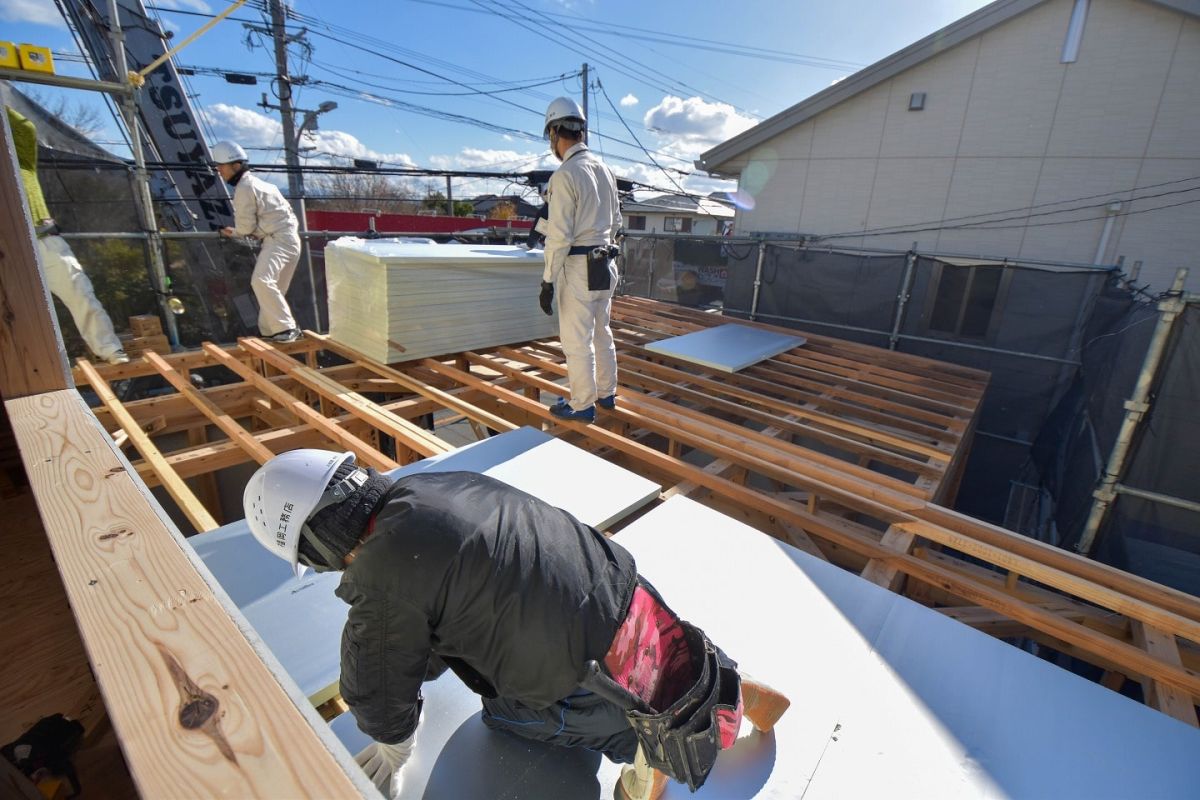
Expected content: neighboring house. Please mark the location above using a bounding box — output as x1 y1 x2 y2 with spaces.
471 194 542 219
696 0 1200 292
623 193 735 236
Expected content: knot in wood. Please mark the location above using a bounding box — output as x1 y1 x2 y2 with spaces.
179 694 219 729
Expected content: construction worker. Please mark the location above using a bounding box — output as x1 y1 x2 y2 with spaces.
243 449 790 800
539 97 622 423
7 106 128 365
211 141 302 342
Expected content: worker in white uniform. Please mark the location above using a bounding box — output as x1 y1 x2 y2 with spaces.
7 106 128 365
212 141 302 342
538 97 622 423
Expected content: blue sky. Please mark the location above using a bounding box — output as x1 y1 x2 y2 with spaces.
2 0 991 199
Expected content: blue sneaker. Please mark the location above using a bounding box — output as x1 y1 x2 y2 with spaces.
549 399 595 422
597 395 617 410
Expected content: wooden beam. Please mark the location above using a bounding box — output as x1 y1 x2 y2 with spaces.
76 359 218 533
0 114 71 398
5 390 364 796
238 338 451 458
860 525 912 591
143 351 275 465
1132 622 1199 727
307 332 517 435
201 343 399 471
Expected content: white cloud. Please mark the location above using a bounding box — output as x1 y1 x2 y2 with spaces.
0 0 66 26
619 94 639 108
643 95 757 151
201 103 414 167
153 0 212 11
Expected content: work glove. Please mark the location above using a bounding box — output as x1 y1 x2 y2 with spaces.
539 281 554 316
355 735 415 798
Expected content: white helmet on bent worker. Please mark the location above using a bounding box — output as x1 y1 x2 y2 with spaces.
243 448 365 576
543 96 586 139
209 140 248 165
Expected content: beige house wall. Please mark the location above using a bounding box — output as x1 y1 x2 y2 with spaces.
730 0 1200 291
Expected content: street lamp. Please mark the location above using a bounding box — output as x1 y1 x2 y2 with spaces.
298 100 338 138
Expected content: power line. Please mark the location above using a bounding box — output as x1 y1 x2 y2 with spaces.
401 0 863 70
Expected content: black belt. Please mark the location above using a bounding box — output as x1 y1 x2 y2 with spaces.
568 245 598 256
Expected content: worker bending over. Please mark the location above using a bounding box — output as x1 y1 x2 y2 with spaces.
212 141 302 342
244 450 790 799
7 106 127 365
538 97 622 423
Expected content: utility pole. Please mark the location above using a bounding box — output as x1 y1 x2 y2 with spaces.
446 175 453 216
581 62 589 144
263 0 322 331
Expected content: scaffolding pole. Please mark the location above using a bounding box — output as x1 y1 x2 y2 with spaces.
1076 268 1189 555
107 0 180 346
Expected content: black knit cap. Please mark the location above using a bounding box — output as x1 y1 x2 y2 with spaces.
297 462 391 571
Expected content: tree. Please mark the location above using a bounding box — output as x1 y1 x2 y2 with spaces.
307 173 420 214
423 192 476 217
26 90 105 138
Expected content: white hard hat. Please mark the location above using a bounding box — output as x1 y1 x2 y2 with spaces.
210 140 248 164
243 449 357 576
544 97 586 139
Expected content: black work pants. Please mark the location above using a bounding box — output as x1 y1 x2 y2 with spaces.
480 688 638 764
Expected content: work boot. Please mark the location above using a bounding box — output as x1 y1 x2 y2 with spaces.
549 399 595 423
597 394 617 410
105 350 130 365
740 675 790 733
614 746 668 800
267 328 302 343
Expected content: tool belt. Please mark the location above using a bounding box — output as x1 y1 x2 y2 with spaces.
582 621 741 792
567 244 620 291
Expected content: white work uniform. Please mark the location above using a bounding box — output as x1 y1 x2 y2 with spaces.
37 234 124 361
542 142 622 411
232 170 301 336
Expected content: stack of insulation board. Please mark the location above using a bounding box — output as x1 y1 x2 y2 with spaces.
325 238 556 364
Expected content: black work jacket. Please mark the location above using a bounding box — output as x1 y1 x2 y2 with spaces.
335 471 638 744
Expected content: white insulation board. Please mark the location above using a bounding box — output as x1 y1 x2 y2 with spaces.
188 427 659 701
325 238 557 363
611 497 1200 799
643 323 805 373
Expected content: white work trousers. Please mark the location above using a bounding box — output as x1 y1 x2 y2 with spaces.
37 234 123 360
252 232 301 336
557 254 618 411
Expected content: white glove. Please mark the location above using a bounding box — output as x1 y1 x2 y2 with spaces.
355 736 415 798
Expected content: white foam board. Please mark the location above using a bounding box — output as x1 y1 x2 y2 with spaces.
325 238 557 363
390 426 659 530
187 427 659 703
643 323 805 373
613 496 1200 799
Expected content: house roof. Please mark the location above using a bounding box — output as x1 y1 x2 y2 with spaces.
623 193 735 218
696 0 1200 175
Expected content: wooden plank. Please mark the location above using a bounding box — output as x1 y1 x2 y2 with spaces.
201 343 399 472
0 115 71 398
76 359 218 534
913 504 1200 624
143 351 275 465
5 390 364 797
308 331 517 435
1132 622 1200 727
860 525 912 590
893 519 1200 646
238 337 451 458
